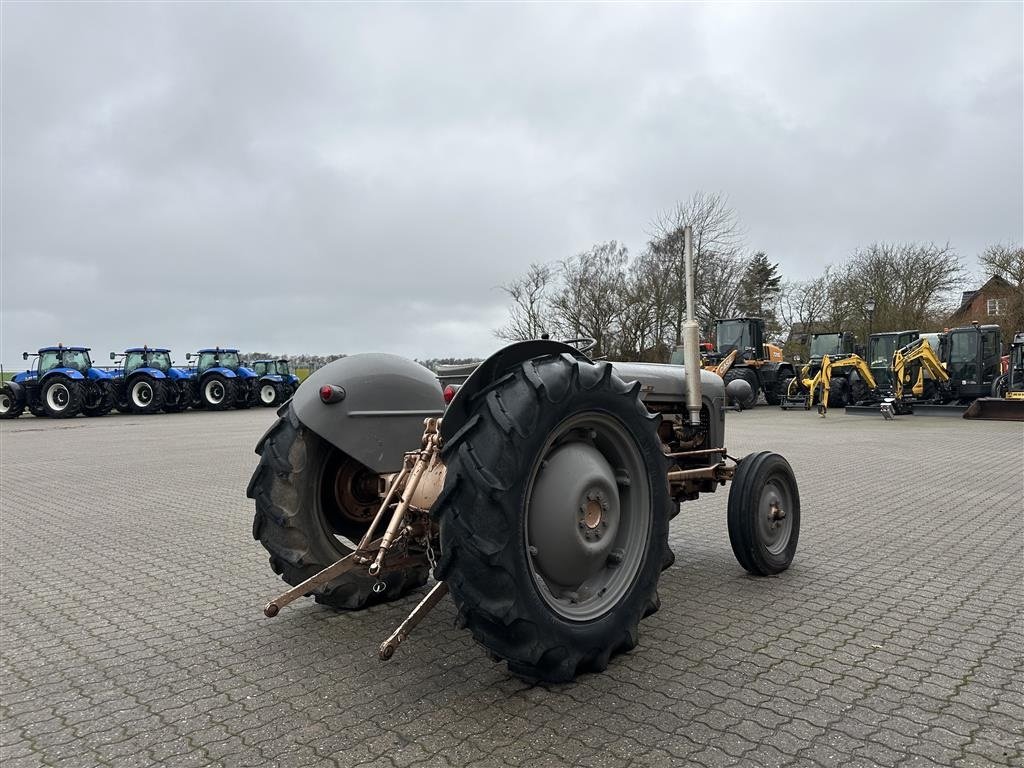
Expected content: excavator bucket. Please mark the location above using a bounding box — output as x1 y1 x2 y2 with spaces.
963 395 1024 421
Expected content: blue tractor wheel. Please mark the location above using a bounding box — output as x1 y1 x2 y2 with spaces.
0 385 24 419
41 377 83 418
128 376 165 415
201 374 235 411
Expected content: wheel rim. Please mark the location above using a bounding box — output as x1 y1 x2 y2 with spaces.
525 412 650 622
0 393 10 413
260 384 276 404
132 381 153 407
757 476 793 555
47 383 70 411
205 380 224 404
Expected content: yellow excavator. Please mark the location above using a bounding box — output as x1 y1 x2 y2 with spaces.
786 353 877 416
892 337 949 400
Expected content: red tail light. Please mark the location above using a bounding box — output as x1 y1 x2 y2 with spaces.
443 385 459 404
319 384 346 404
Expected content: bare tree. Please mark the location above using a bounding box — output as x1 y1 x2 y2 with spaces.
549 242 629 357
697 251 745 339
494 262 553 342
979 242 1024 286
842 242 964 336
647 191 746 343
978 242 1024 333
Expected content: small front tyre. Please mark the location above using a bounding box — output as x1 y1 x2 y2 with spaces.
727 452 800 576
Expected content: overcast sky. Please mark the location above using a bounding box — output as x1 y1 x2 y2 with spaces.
2 2 1021 369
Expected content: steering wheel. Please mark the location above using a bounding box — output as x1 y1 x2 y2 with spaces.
560 337 597 355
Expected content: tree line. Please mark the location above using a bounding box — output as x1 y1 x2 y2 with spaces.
495 191 1023 360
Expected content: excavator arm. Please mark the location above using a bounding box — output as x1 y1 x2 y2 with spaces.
802 354 877 415
892 339 948 401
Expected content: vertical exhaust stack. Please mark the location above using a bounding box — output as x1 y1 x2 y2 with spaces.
682 225 703 426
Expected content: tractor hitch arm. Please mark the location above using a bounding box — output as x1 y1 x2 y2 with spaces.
378 580 450 661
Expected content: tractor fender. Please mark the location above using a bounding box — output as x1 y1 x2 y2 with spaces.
3 379 25 405
201 367 237 379
128 367 167 380
292 353 445 473
166 367 192 381
41 368 85 381
440 340 592 442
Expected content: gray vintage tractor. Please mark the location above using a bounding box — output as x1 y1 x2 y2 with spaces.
248 228 801 682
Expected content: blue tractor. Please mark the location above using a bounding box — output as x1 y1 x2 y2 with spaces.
251 359 300 407
185 347 258 410
108 347 194 415
0 345 114 419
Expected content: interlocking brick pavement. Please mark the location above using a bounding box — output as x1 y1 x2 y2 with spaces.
1 407 1021 767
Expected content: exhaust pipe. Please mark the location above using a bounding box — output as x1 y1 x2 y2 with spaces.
682 225 703 426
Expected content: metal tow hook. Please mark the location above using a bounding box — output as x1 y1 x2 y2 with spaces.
378 581 449 661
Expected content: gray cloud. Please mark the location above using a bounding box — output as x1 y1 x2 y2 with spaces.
2 2 1021 368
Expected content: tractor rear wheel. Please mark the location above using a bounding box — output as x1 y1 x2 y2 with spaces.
0 386 24 419
433 354 672 683
727 452 800 576
247 405 429 610
201 374 234 410
724 367 759 409
128 377 165 415
763 376 784 406
82 386 113 417
42 378 83 418
258 382 284 407
827 378 850 408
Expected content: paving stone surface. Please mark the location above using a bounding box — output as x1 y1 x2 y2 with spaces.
1 406 1021 767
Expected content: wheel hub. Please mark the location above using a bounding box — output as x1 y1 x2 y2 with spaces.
528 441 620 588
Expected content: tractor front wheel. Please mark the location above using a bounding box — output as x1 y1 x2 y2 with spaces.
433 354 672 683
247 405 428 609
727 452 800 576
41 378 82 418
0 385 24 419
201 374 235 410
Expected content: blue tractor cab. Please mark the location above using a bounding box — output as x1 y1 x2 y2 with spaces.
0 345 113 419
108 347 194 414
185 347 257 410
251 358 300 407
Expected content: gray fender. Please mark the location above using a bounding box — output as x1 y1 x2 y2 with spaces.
291 353 445 473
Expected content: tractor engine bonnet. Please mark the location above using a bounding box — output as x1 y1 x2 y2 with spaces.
292 353 445 473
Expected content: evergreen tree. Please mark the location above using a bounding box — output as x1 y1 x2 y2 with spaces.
737 251 782 320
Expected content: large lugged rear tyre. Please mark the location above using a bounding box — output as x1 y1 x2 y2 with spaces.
258 382 285 407
128 376 165 414
433 353 672 683
201 374 235 410
727 452 800 576
0 385 24 419
247 404 429 610
41 377 83 418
